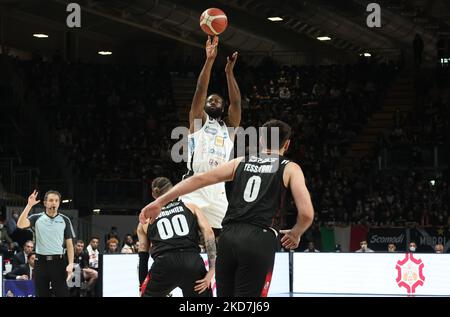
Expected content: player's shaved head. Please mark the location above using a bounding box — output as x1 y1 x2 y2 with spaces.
204 94 225 119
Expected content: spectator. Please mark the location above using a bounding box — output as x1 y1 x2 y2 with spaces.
312 80 327 98
6 210 20 236
86 236 100 269
11 240 34 268
121 234 135 254
74 240 98 296
5 252 35 280
279 86 291 99
105 238 119 254
387 243 397 253
304 241 320 252
408 241 417 253
74 240 89 268
434 243 444 254
2 241 17 260
356 240 375 253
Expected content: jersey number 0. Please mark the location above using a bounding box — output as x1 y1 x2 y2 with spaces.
243 175 262 202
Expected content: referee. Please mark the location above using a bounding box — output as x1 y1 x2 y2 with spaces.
17 190 75 297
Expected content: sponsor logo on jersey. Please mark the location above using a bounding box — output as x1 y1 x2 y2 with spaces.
204 126 218 135
249 156 279 164
209 148 226 158
215 136 224 147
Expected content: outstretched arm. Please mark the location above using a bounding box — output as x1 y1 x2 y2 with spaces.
280 163 314 250
17 190 41 229
189 36 219 133
140 158 242 224
225 52 241 129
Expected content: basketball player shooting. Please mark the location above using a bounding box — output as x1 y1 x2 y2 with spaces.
141 120 314 296
183 35 241 237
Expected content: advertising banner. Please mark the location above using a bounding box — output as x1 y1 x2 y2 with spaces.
102 253 289 297
293 253 450 296
2 280 35 297
409 227 450 253
367 228 407 251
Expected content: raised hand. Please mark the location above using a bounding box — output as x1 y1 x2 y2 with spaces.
205 36 219 61
27 190 41 207
225 51 238 74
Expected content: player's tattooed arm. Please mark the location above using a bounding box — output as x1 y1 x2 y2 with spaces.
186 202 216 269
187 203 216 294
205 237 217 270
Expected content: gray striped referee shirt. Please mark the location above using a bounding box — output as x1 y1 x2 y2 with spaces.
28 212 75 255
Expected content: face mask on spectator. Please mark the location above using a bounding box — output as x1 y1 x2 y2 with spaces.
409 246 416 252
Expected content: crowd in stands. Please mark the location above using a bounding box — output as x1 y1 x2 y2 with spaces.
360 70 450 228
234 58 402 227
378 72 450 152
299 67 450 228
17 60 182 182
3 56 448 254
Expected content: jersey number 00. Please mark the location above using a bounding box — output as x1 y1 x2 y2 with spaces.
157 214 190 240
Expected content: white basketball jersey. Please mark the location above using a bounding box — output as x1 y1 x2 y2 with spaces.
184 115 234 229
187 115 234 173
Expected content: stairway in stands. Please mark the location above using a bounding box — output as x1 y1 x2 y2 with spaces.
171 75 196 128
0 99 40 200
341 73 415 167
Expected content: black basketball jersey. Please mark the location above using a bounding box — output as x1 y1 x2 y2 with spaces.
223 154 290 230
147 199 200 258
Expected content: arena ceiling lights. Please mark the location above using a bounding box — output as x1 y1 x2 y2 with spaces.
267 17 283 21
317 36 331 41
33 33 49 38
98 51 112 55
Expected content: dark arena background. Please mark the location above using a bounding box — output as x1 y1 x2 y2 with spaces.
0 0 450 301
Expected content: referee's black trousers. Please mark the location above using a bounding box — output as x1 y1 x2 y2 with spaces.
35 255 69 297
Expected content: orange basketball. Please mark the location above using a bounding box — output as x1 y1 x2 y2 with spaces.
199 8 228 36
